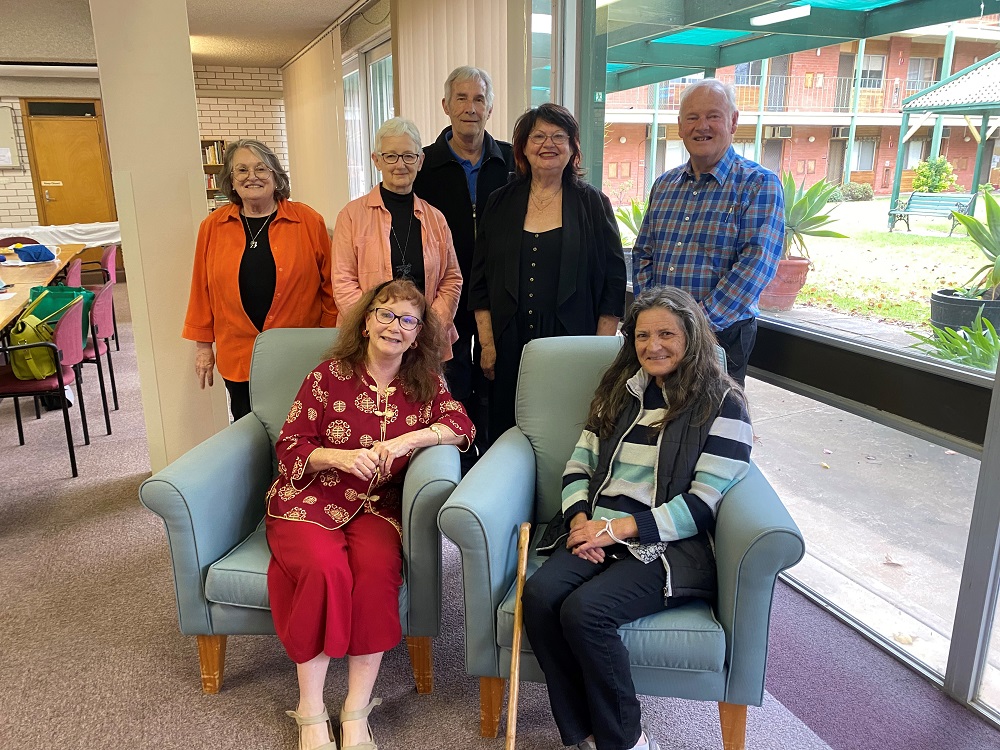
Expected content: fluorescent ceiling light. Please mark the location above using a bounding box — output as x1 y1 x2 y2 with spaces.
750 4 811 26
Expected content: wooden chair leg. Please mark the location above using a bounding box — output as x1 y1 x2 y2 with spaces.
718 702 748 750
406 635 433 694
480 676 505 738
196 634 227 694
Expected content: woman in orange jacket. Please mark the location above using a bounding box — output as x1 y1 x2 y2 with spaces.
183 139 336 421
332 117 462 359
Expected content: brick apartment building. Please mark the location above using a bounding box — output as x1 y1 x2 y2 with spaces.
604 17 1000 206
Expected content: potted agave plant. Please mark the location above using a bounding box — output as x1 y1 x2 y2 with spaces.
931 191 1000 331
759 172 847 312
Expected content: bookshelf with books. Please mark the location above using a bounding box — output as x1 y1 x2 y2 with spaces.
201 139 228 212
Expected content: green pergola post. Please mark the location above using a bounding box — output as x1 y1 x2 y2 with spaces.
754 57 769 163
969 113 991 214
704 68 716 78
889 111 910 229
580 0 608 188
844 38 866 185
647 81 660 195
930 27 957 159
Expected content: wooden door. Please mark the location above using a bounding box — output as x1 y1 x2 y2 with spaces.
21 99 116 226
828 140 846 185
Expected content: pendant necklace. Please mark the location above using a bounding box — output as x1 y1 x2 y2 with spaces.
530 185 561 212
390 210 415 279
242 210 274 249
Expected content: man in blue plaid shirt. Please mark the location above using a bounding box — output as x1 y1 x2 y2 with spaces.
633 78 784 385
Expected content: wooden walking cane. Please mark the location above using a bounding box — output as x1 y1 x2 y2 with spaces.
505 522 533 750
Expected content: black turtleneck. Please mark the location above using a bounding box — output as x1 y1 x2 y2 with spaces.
380 184 424 292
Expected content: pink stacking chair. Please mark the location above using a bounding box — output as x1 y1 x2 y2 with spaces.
82 245 120 350
64 258 82 287
82 281 119 434
0 298 90 477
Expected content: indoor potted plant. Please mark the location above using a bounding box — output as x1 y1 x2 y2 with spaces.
759 172 847 312
931 191 1000 331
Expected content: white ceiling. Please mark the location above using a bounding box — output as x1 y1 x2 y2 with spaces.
3 0 359 69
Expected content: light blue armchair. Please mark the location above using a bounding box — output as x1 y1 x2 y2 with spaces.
437 336 805 748
140 328 461 694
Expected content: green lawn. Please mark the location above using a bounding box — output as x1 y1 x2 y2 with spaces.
792 197 985 328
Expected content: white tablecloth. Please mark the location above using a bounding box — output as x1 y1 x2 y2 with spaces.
0 222 120 248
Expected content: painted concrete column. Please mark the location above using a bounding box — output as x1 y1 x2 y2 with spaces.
90 0 230 471
647 82 660 195
844 38 866 185
889 110 910 228
930 27 956 159
754 58 769 163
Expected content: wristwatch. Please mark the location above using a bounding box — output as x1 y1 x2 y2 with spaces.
429 424 443 445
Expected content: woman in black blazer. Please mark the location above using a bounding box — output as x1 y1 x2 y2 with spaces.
469 103 626 444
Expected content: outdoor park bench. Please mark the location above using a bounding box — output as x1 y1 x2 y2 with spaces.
888 191 975 235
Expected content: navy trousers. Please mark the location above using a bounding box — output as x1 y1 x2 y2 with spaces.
521 545 670 750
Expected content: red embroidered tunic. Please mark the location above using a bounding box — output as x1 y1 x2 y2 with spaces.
266 358 474 535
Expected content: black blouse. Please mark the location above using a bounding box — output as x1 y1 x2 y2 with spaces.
380 185 425 293
238 210 277 332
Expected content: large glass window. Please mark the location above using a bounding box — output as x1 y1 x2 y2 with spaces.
342 39 394 198
532 0 554 106
860 54 885 89
851 138 876 171
907 57 937 92
905 138 930 169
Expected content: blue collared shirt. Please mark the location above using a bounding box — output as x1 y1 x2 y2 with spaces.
446 131 483 204
632 146 784 331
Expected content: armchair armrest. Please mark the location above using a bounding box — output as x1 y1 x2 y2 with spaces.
438 428 536 677
138 415 273 634
713 462 804 706
400 443 462 637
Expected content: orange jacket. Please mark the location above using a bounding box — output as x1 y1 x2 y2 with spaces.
183 199 336 382
332 185 462 353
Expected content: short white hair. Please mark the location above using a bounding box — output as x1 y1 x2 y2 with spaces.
444 66 495 109
679 78 738 114
374 117 423 154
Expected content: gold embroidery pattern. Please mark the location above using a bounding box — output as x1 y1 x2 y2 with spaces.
355 393 377 413
292 456 305 480
307 408 318 421
286 400 303 422
319 469 340 487
324 504 351 523
278 484 298 501
311 379 329 406
387 516 402 535
438 376 448 394
384 404 399 424
333 400 347 413
418 403 433 425
302 495 318 505
266 480 279 500
360 434 374 448
406 414 418 426
326 420 351 444
344 488 359 502
330 360 352 380
283 507 308 520
373 472 392 488
440 399 463 412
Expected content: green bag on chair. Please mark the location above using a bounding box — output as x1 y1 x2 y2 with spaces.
28 285 95 349
9 290 82 380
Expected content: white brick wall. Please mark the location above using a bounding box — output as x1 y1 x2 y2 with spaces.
0 96 39 229
193 66 288 169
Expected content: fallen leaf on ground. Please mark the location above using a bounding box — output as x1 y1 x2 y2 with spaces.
820 462 831 469
883 554 904 567
892 632 915 646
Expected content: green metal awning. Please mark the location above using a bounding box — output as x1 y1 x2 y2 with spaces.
604 0 994 93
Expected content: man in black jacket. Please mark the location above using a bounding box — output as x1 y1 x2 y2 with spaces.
413 65 514 460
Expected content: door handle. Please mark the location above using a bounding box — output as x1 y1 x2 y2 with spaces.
44 189 56 202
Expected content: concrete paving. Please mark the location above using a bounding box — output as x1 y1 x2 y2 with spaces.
744 306 998 697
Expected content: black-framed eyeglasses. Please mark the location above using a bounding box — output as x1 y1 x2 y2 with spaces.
232 165 274 180
378 152 420 165
370 307 422 330
528 132 569 146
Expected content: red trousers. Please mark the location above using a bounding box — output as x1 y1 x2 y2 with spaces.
266 512 403 664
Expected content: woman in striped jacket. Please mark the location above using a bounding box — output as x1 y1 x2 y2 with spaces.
523 286 753 750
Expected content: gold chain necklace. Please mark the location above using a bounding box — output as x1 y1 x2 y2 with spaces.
530 185 562 212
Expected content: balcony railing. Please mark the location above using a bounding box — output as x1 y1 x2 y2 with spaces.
606 75 940 114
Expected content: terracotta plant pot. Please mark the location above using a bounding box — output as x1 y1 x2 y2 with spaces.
759 257 811 312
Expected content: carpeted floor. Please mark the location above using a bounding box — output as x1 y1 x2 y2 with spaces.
0 284 996 750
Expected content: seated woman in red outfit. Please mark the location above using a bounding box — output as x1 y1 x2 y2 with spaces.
265 279 474 750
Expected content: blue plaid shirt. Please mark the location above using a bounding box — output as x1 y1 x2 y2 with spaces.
632 147 784 331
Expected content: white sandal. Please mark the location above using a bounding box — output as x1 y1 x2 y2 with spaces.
339 697 382 750
285 707 337 750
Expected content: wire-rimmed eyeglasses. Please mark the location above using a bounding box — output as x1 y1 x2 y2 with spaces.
370 307 422 330
232 165 274 180
378 152 420 165
528 132 569 146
